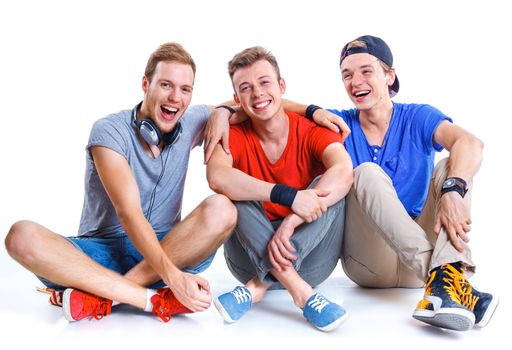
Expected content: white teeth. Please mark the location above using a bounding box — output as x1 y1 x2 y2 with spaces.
254 101 270 108
162 106 178 113
354 91 370 97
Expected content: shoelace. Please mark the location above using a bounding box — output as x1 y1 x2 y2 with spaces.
232 287 251 304
151 288 191 323
307 294 329 313
49 290 63 307
80 294 112 320
440 264 479 310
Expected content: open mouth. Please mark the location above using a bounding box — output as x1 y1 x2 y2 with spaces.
253 100 271 110
353 90 370 98
161 105 178 120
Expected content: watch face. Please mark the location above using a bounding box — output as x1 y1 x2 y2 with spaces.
443 179 456 189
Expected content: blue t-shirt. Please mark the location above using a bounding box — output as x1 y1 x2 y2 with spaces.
329 103 452 216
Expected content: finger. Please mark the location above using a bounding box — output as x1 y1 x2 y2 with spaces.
196 277 211 294
268 246 281 272
457 228 470 243
276 239 295 262
448 230 464 253
462 223 471 233
204 141 214 164
313 189 331 197
221 133 231 155
273 241 292 267
433 219 441 235
282 237 297 255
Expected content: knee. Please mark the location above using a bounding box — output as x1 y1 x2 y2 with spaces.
354 163 389 184
200 194 237 234
5 220 39 261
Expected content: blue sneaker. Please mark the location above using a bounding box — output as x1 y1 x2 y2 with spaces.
303 293 349 332
214 286 252 323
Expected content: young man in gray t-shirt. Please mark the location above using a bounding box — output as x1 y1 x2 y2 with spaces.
5 42 236 323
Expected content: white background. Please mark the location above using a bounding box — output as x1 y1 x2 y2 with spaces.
0 0 510 348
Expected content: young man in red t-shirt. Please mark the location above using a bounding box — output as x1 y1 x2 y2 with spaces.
206 47 353 331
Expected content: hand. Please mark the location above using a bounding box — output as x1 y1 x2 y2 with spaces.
434 191 472 253
167 272 212 312
203 108 232 164
291 189 329 223
312 109 351 143
268 219 297 272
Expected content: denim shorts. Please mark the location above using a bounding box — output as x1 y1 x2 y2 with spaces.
37 231 215 291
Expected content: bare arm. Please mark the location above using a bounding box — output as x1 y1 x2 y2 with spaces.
282 99 351 142
433 121 484 252
268 142 354 271
91 146 210 311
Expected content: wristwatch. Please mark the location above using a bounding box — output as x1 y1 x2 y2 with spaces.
441 177 468 198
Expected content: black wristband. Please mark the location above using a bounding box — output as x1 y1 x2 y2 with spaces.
305 104 322 121
215 105 236 115
270 184 298 207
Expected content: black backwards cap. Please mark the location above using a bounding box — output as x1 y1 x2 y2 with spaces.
339 35 399 97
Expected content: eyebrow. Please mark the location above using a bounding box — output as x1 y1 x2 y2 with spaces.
237 74 272 90
342 64 374 74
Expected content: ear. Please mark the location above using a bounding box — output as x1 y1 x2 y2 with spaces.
279 78 286 94
142 76 149 93
233 93 240 104
386 69 396 87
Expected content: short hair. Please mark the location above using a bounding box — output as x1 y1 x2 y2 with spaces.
228 46 281 81
144 42 196 83
345 39 391 72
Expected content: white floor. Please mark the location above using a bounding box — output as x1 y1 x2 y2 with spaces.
0 244 507 350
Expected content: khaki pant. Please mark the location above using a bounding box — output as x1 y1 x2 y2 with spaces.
341 158 475 288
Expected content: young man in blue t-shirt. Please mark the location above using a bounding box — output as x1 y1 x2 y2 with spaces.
282 35 498 332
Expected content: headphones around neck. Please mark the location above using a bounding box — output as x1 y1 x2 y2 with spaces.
132 101 182 147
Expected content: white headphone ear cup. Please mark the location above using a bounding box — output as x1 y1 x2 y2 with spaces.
139 120 161 146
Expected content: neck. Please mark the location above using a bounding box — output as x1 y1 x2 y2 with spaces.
359 99 394 129
251 108 289 144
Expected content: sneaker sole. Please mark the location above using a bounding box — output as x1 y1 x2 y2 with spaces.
213 297 236 323
62 288 76 322
413 308 475 331
316 311 350 332
475 294 499 328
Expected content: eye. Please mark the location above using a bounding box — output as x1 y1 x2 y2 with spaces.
240 85 250 93
342 74 352 81
161 82 170 89
182 87 193 94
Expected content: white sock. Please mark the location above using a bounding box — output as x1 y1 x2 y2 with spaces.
144 289 158 312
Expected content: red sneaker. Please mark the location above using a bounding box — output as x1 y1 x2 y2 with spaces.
62 288 112 322
151 288 192 322
49 290 63 307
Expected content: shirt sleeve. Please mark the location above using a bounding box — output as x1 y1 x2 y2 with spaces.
307 126 344 161
184 104 211 149
87 116 128 159
411 104 453 153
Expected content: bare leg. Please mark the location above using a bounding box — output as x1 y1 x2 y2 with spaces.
5 220 147 309
271 267 315 308
245 276 271 303
124 194 236 287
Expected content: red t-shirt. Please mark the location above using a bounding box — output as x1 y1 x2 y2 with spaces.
229 111 343 220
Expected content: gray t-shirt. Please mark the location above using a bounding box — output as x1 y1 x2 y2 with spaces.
78 104 210 237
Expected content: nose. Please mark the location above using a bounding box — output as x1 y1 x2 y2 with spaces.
168 88 180 102
252 85 263 98
351 72 363 86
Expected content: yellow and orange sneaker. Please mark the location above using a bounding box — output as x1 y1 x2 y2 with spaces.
150 288 192 323
62 288 112 322
413 263 475 331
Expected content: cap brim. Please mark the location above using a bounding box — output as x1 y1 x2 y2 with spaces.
390 75 399 98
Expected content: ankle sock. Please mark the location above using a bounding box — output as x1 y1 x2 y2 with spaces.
144 289 158 312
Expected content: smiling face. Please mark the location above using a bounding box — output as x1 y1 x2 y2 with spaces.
140 61 194 134
232 59 286 122
340 53 395 112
